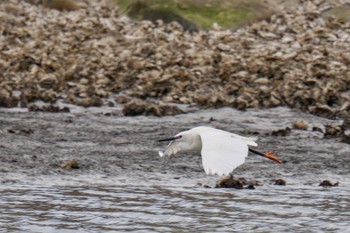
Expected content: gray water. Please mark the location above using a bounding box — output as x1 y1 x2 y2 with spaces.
1 181 349 233
0 106 349 232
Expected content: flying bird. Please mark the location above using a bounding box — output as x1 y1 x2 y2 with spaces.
158 126 281 176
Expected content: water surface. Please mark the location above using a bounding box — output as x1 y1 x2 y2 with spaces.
0 107 349 232
1 181 349 233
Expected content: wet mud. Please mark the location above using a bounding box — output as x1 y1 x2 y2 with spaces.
1 106 349 232
0 106 349 186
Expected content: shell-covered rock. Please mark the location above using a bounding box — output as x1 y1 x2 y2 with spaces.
293 119 309 130
0 0 349 121
122 99 183 116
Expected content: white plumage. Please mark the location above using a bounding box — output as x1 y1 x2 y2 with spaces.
158 126 260 176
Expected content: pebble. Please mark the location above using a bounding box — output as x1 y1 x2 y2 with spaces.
319 180 339 187
293 120 308 130
61 160 80 169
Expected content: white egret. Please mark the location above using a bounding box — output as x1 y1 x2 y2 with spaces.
158 126 281 176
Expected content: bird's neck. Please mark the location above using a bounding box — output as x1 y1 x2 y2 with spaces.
186 134 202 152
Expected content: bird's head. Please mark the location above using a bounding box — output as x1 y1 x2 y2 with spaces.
158 133 183 142
158 130 201 153
158 130 197 143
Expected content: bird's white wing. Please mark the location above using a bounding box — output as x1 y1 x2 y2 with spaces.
199 131 248 176
159 141 181 157
192 126 258 147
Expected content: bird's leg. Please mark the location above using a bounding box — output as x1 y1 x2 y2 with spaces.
265 150 276 157
249 148 273 156
249 148 281 164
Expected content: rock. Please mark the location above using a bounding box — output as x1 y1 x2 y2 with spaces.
312 126 324 133
28 104 70 113
115 95 131 104
67 96 103 108
216 174 244 189
39 74 58 89
7 129 16 134
216 174 259 189
309 104 336 119
324 124 342 137
319 180 339 187
274 178 286 185
122 99 183 117
61 160 80 169
293 120 308 130
0 89 18 108
0 0 349 125
341 117 350 130
20 128 34 135
7 128 34 135
322 4 350 22
271 127 291 137
245 184 255 189
340 130 350 144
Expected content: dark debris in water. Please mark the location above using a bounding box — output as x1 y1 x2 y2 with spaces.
7 127 34 135
274 178 287 186
28 104 70 113
271 127 291 137
312 126 324 133
215 174 260 189
319 180 339 187
61 160 80 170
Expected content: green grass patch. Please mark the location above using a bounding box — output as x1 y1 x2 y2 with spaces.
113 0 273 29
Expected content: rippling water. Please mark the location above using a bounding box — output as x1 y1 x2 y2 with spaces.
1 181 349 233
1 107 350 232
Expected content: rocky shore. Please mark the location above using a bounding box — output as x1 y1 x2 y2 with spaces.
0 0 349 122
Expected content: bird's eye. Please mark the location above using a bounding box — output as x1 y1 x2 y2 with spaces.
176 135 182 140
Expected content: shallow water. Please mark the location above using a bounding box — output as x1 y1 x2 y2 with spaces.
0 106 349 232
1 182 349 233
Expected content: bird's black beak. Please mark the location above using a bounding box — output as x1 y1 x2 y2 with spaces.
158 135 182 142
158 137 177 142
